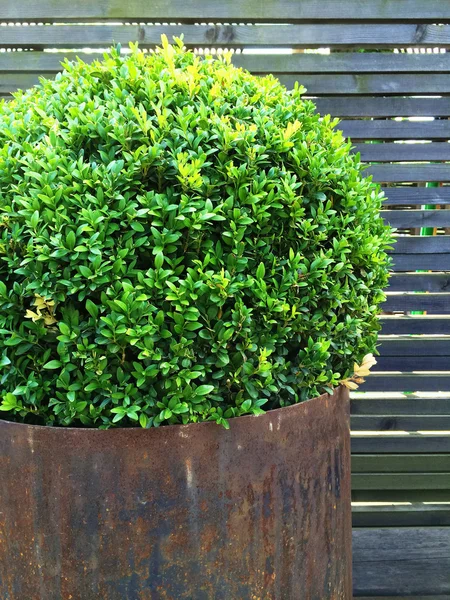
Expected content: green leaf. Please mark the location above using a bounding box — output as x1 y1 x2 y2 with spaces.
241 399 252 412
79 265 92 278
195 385 215 396
30 210 39 229
131 221 145 232
0 392 17 411
154 310 165 326
43 360 62 370
0 355 11 367
66 230 76 250
256 262 265 279
86 299 99 319
112 412 126 423
59 322 71 336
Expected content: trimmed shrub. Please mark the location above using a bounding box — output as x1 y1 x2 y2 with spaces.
0 39 392 428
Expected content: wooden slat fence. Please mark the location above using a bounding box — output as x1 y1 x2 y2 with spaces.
1 1 449 596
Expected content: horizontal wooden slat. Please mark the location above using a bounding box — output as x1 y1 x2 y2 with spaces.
380 316 450 335
352 503 450 527
0 73 53 95
4 51 450 74
315 97 450 118
280 74 450 95
356 142 450 162
352 453 450 470
0 51 78 72
353 473 450 489
382 293 450 313
360 373 450 392
352 489 450 502
351 399 450 416
354 526 450 558
352 415 450 431
354 526 450 559
376 357 450 371
353 527 450 596
0 25 173 49
366 164 450 183
378 337 450 356
391 254 450 271
341 120 450 140
383 210 450 229
234 53 450 74
387 274 450 293
382 186 450 206
353 527 450 564
1 24 450 48
352 433 450 452
392 235 450 254
1 1 450 22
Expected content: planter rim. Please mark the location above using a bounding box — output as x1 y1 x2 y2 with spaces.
0 385 343 435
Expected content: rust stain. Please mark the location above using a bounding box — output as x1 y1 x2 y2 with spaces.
0 386 352 599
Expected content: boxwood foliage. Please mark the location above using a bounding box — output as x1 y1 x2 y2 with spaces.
0 39 392 428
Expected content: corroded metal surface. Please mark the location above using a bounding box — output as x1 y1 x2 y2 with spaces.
0 386 351 600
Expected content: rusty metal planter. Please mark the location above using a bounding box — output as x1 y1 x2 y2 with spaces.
0 386 351 600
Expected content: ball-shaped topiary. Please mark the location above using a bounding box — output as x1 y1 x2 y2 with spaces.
0 39 392 428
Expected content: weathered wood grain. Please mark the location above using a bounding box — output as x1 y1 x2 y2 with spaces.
5 51 450 73
0 73 52 95
352 415 450 431
376 356 450 370
353 488 450 502
234 52 450 73
352 453 450 470
366 164 450 183
356 142 450 162
1 24 450 48
341 120 450 140
390 254 450 271
350 392 450 418
315 97 450 118
382 293 450 313
387 274 450 293
378 337 450 356
352 504 450 528
1 1 450 22
360 373 450 392
380 316 450 335
353 527 450 595
392 235 450 254
383 210 450 229
353 473 450 489
352 433 450 452
354 527 450 560
381 187 450 206
351 397 450 416
280 74 450 94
